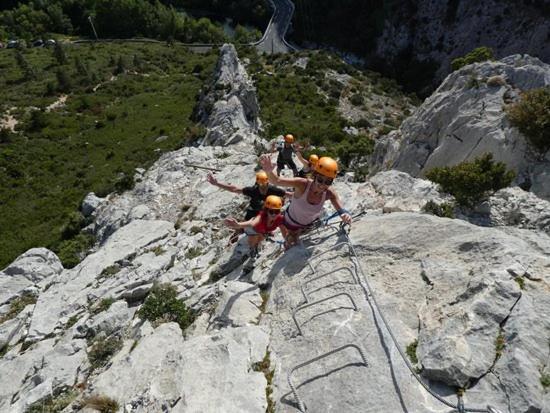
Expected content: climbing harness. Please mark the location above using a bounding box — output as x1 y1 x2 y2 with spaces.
286 215 504 413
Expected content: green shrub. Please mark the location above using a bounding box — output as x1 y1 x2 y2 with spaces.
541 373 550 388
81 395 119 413
406 339 418 364
27 109 49 131
100 265 121 278
0 294 37 324
451 47 494 71
114 173 134 193
0 127 13 144
185 246 202 260
350 93 364 106
88 336 123 369
54 232 95 269
425 153 515 207
422 201 455 218
61 211 86 240
495 331 505 359
137 283 194 332
26 389 78 413
506 87 550 154
92 297 115 315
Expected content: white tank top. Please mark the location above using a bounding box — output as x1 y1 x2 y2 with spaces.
286 181 327 226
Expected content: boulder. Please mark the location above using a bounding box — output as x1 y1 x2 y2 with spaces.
81 192 105 217
2 248 63 282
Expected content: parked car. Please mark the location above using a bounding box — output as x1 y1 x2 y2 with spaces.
7 40 18 49
32 39 44 47
45 39 56 47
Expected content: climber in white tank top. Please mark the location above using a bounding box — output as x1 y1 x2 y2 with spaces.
259 153 352 248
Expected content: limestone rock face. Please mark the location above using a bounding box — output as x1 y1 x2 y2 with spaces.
90 323 269 413
463 186 550 234
196 44 262 148
266 213 550 413
2 248 63 282
371 55 550 200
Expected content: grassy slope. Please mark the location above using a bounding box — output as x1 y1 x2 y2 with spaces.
0 42 217 268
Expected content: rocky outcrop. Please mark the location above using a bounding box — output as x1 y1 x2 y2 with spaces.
463 186 550 234
371 55 550 200
376 0 550 90
195 44 263 147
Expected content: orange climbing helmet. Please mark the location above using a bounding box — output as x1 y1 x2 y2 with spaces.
314 157 338 179
308 154 319 166
264 195 283 210
256 170 269 184
284 134 294 143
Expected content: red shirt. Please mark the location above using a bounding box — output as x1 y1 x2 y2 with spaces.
253 210 284 234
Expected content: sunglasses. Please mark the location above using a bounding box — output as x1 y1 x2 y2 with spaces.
314 174 333 186
266 208 281 215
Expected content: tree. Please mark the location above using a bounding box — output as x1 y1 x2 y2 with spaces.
506 87 550 155
426 153 516 208
53 41 67 65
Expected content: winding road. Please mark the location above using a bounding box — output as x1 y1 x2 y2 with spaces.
255 0 297 54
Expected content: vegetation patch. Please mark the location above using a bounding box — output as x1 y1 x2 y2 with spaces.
25 389 78 413
185 246 203 260
88 336 123 370
137 283 194 332
422 201 455 218
0 43 216 269
541 373 550 388
253 351 275 413
451 47 494 71
0 294 37 324
91 297 116 315
406 339 419 364
426 153 515 208
66 315 80 328
100 265 121 278
81 395 119 413
514 277 525 290
495 331 506 360
506 87 550 154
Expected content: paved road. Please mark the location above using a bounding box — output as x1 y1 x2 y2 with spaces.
256 0 297 54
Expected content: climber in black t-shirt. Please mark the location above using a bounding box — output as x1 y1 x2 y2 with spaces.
207 170 287 243
271 134 299 176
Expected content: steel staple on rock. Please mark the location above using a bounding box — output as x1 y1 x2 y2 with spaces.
286 212 503 413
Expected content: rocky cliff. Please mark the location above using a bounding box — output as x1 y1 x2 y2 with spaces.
370 54 550 201
0 45 549 413
376 0 550 92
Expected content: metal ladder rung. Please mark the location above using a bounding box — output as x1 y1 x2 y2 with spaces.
292 292 358 336
287 344 369 413
300 266 357 304
307 242 351 273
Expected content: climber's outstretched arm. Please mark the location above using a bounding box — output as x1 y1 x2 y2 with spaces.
327 188 352 224
259 154 307 189
224 214 261 229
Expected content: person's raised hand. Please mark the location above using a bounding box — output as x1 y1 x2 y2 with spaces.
259 154 274 172
224 217 239 228
341 213 352 225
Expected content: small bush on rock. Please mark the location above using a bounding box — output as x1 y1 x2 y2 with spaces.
82 395 119 413
425 153 515 208
451 46 494 71
0 294 37 324
422 201 455 218
137 284 194 332
26 389 78 413
506 87 550 154
406 339 418 364
88 336 123 369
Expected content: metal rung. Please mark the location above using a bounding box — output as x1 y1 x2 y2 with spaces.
287 344 369 413
307 242 351 273
292 292 358 336
300 266 357 304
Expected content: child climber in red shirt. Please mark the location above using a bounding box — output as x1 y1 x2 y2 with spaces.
224 195 284 269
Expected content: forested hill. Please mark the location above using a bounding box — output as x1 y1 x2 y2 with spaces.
0 0 268 44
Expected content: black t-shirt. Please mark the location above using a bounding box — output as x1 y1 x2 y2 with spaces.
277 144 295 161
242 184 286 212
